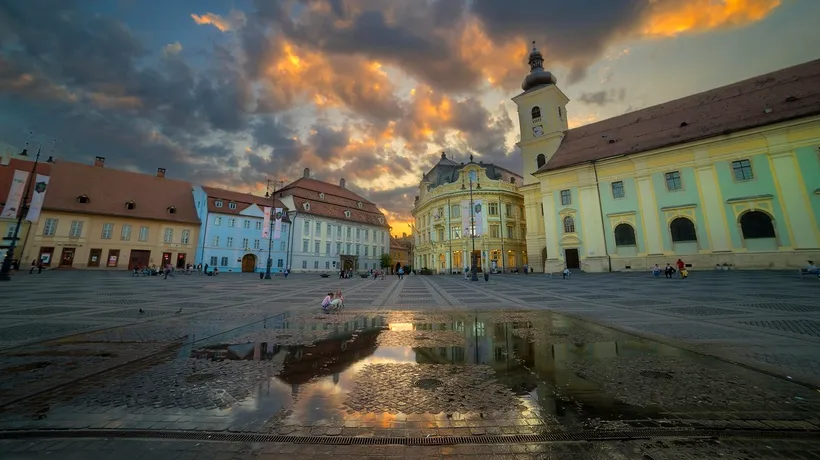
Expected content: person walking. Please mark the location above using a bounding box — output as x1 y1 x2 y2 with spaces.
29 259 37 274
398 266 404 280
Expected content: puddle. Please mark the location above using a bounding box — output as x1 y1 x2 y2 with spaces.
5 310 820 435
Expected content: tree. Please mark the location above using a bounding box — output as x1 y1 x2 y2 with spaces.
380 253 392 269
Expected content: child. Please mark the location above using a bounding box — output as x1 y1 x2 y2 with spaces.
680 268 689 279
330 289 344 311
321 292 333 313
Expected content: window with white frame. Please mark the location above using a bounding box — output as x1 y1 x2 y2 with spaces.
279 241 286 251
138 226 149 241
164 228 173 243
181 229 190 244
611 181 625 199
210 256 218 266
364 245 369 256
302 239 309 252
356 228 361 239
220 257 228 266
560 189 571 206
325 261 330 269
336 242 342 254
314 260 319 269
70 220 84 238
213 236 219 246
346 227 351 239
346 243 351 254
563 216 575 233
255 221 262 230
314 240 320 253
326 242 331 254
364 229 369 240
277 259 284 268
254 239 260 249
242 238 249 248
121 224 131 240
732 159 754 181
326 223 332 235
101 223 114 239
243 220 250 229
303 221 310 235
226 237 233 247
336 226 342 238
215 200 223 208
301 260 307 269
227 218 235 227
214 216 222 225
228 202 237 209
315 222 321 235
355 244 360 255
665 171 682 191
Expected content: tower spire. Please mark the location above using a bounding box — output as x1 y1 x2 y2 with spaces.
521 40 557 91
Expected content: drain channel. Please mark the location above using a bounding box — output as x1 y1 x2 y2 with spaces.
1 428 818 445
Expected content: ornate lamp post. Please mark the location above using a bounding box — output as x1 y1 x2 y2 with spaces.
0 135 55 282
468 158 479 282
264 179 284 280
286 209 298 273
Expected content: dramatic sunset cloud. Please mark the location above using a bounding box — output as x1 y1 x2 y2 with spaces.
1 0 815 235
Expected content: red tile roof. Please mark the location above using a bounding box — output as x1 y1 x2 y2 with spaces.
201 186 286 215
42 161 200 224
281 177 389 228
0 157 53 206
540 58 820 173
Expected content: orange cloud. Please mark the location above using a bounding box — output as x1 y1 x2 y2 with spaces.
458 18 529 88
641 0 781 38
191 10 246 32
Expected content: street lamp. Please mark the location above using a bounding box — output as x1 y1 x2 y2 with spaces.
0 135 56 281
263 179 284 279
467 156 479 282
286 209 298 273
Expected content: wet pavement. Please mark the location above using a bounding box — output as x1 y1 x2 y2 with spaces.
0 271 819 458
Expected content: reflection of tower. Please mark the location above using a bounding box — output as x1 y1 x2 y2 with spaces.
291 383 300 397
333 373 340 385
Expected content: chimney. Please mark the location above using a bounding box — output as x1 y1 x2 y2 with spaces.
157 167 166 178
94 156 105 167
339 178 346 189
303 168 310 178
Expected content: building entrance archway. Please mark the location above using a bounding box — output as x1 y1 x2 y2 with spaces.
241 254 257 272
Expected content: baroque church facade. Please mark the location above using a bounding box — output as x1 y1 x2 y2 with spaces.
514 44 820 272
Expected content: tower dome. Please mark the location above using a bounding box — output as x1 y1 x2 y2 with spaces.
521 41 557 91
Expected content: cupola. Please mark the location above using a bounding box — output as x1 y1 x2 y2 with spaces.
521 41 557 91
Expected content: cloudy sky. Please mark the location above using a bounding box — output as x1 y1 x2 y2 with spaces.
2 0 819 236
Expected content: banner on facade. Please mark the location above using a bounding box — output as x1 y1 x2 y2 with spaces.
24 174 49 222
460 200 470 236
273 207 283 240
1 170 29 219
473 199 484 236
262 206 271 239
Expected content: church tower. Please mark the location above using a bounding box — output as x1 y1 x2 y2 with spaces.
513 42 569 186
512 42 570 272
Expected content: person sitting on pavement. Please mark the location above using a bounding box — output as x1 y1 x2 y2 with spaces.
806 261 820 278
321 292 333 313
664 263 676 279
652 264 662 278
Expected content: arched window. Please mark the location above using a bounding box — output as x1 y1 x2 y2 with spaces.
536 154 546 169
563 216 575 233
740 211 775 239
614 223 636 246
670 217 697 242
531 106 541 120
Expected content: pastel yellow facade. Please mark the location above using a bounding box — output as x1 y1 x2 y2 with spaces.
22 211 200 270
413 156 528 273
0 219 34 269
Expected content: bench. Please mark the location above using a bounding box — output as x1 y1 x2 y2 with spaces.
799 268 818 279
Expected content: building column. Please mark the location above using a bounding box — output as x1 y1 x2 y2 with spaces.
694 162 732 252
635 175 664 254
770 151 818 248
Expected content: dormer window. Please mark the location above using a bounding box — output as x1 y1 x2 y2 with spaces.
344 210 351 218
303 202 311 211
319 192 325 199
378 217 384 224
215 200 223 208
357 201 363 208
228 202 237 210
77 194 90 204
167 206 177 214
125 201 136 210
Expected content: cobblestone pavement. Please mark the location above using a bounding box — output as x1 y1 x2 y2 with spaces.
0 270 819 458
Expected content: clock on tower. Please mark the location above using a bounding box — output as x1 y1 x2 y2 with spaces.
532 125 544 138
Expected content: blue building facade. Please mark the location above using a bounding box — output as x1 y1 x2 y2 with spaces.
193 186 289 273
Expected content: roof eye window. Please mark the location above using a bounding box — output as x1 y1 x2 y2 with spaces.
168 206 177 214
125 201 135 210
77 194 90 204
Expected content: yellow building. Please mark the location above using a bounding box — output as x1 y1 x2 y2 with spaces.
22 157 200 270
412 153 528 273
389 235 411 273
514 46 820 272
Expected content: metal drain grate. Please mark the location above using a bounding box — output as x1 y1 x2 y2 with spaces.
1 428 819 445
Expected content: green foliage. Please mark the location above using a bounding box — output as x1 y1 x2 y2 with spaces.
380 253 392 269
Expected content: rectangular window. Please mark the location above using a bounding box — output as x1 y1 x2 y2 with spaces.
214 216 222 226
450 205 460 218
4 224 16 238
302 260 307 269
326 242 331 254
69 220 84 238
451 226 461 239
665 171 682 191
213 236 219 246
364 245 369 256
315 222 321 236
337 226 342 238
505 204 513 218
381 233 385 243
437 229 444 241
279 241 285 251
732 159 754 181
346 227 351 239
356 228 361 240
488 203 498 215
121 224 131 240
161 228 172 243
303 221 310 235
506 226 513 239
226 236 233 247
139 226 149 242
227 218 235 227
336 242 342 254
242 238 249 248
254 239 261 249
255 221 262 230
327 223 332 235
314 240 320 253
314 260 319 269
181 229 190 244
220 256 228 266
325 261 330 269
611 181 625 199
355 244 360 255
210 256 218 266
490 225 500 238
243 220 250 229
99 223 113 239
302 239 309 252
560 189 571 206
346 243 352 254
364 229 369 241
277 259 283 268
372 245 376 256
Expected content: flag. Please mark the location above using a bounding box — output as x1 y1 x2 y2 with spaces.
1 170 29 218
473 199 484 236
25 174 49 222
460 200 470 236
262 206 271 239
273 207 283 240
